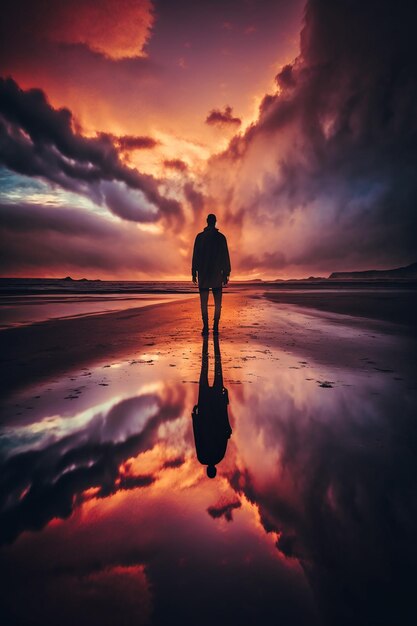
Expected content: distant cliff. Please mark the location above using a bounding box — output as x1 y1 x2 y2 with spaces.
329 262 417 279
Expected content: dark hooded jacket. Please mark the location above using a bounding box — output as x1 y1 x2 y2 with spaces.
192 226 231 288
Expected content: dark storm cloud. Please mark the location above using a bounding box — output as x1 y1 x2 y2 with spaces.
0 385 185 544
216 0 417 272
206 105 241 127
0 77 182 224
0 202 177 274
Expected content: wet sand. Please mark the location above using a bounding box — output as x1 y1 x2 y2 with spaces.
0 290 416 626
264 289 417 327
0 296 198 396
0 293 189 329
1 290 415 397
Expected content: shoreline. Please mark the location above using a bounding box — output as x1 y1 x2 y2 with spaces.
1 278 416 297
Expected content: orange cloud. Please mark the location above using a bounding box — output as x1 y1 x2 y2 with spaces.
49 0 155 59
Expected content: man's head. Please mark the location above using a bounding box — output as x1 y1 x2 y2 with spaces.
207 464 217 478
206 213 217 227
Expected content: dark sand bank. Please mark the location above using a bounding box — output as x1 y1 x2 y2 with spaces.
264 289 417 327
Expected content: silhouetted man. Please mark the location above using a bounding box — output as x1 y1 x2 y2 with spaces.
192 213 231 335
192 335 232 478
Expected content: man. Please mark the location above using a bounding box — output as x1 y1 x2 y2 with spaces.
192 213 231 335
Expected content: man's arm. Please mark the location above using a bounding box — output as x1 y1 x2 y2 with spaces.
222 236 231 284
191 235 199 283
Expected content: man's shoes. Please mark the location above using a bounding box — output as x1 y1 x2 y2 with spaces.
201 326 209 335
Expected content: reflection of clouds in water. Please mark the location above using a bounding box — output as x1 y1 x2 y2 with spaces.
2 560 152 626
227 367 417 625
0 384 186 544
1 324 416 625
0 396 122 455
207 497 241 521
2 466 318 626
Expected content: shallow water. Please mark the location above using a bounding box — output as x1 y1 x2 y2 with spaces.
0 301 416 626
0 293 194 328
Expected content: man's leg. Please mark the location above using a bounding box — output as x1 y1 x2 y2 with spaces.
213 334 223 389
212 287 223 332
199 335 209 391
199 288 209 333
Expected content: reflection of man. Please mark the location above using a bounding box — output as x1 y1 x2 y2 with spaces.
192 335 232 478
192 213 231 335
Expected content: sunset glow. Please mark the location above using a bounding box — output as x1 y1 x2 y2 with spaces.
2 0 415 280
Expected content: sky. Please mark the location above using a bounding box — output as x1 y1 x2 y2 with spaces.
0 0 416 279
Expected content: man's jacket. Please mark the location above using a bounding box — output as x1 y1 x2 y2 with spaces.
192 226 231 288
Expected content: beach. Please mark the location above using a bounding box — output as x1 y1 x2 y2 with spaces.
1 284 416 626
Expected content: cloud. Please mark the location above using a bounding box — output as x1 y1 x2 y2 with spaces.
238 251 287 272
101 181 160 223
162 456 186 469
208 0 417 274
51 0 154 60
0 77 183 225
205 106 241 128
0 202 180 277
0 0 155 61
183 182 206 223
275 64 297 90
115 135 160 151
164 159 188 172
0 384 185 544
